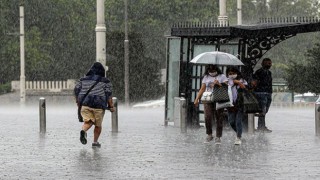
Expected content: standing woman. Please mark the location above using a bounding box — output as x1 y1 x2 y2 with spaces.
226 67 247 145
194 64 228 144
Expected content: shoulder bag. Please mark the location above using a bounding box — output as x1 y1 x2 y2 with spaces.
238 89 262 114
216 85 233 110
212 84 230 103
201 91 214 103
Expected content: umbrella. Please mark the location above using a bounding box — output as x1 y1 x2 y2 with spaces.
190 51 244 66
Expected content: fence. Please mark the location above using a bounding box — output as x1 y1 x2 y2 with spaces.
271 102 315 108
11 79 76 92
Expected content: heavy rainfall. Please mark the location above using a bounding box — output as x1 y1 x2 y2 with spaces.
1 0 320 179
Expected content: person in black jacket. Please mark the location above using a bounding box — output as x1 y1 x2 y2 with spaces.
74 62 114 148
252 58 273 133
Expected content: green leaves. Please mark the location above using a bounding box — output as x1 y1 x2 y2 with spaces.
285 41 320 94
105 31 162 102
1 0 320 99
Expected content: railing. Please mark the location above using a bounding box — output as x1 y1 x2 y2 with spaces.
172 17 320 29
26 81 67 90
172 21 230 28
271 102 315 108
11 79 76 92
259 16 320 24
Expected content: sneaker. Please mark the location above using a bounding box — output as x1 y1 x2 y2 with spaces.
92 142 101 148
80 130 87 145
204 135 214 143
214 137 221 145
234 137 242 145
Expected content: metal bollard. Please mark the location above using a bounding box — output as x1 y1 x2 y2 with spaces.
111 97 118 132
180 97 187 133
39 97 46 134
315 102 320 136
247 113 255 134
174 97 181 127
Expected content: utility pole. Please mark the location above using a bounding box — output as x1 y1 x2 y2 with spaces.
96 0 107 69
218 0 228 26
237 0 242 25
124 0 130 106
20 0 26 103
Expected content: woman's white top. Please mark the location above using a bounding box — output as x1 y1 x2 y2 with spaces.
228 78 248 103
202 74 228 92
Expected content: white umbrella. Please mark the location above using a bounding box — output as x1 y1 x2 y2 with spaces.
190 51 244 66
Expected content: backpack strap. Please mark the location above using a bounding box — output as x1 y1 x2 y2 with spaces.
79 78 101 106
77 77 101 122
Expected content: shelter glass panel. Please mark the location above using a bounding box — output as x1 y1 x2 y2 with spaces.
220 43 239 56
182 38 189 62
166 37 181 122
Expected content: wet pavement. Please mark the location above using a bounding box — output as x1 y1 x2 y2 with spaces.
0 100 320 180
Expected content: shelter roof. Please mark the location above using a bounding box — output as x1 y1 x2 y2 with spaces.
171 17 320 39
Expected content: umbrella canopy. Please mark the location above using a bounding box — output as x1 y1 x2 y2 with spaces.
190 51 244 66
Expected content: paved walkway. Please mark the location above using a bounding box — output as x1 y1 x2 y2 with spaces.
0 99 320 179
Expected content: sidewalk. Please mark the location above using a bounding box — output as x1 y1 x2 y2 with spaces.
0 102 319 179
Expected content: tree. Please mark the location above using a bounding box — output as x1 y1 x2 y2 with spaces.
1 0 320 99
0 0 20 83
106 31 162 102
285 41 320 94
269 0 319 17
256 0 320 82
24 0 97 80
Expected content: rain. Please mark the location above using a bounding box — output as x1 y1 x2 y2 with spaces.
1 0 320 179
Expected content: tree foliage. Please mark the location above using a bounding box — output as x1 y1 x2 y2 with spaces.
105 31 162 102
252 0 320 94
1 0 320 100
285 42 320 94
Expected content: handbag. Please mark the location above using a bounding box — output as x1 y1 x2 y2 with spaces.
201 91 214 103
216 85 233 110
239 89 262 113
77 78 101 122
212 84 230 103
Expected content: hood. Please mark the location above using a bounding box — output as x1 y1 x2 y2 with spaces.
86 62 105 77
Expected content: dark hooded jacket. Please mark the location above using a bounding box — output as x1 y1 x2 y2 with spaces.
74 62 112 110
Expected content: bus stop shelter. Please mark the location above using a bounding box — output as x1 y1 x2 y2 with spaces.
165 17 320 127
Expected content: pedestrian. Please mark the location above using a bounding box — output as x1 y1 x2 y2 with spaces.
194 64 228 144
252 58 273 133
74 62 114 148
226 67 248 145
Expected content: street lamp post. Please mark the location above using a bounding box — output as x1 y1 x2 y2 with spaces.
237 0 242 25
218 0 228 26
20 0 26 103
96 0 106 69
124 0 129 106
